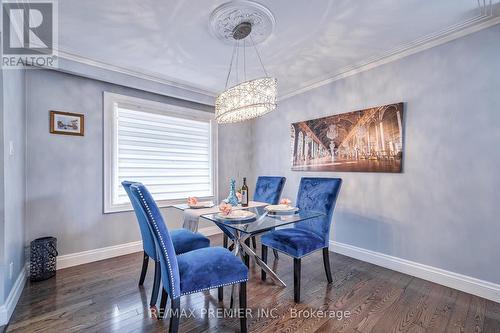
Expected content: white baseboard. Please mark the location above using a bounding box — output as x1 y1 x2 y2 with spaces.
330 240 500 303
57 228 222 270
0 266 27 326
57 241 143 270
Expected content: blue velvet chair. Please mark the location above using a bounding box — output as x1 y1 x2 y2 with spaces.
122 181 210 308
253 176 286 204
252 176 286 254
223 176 286 255
129 183 248 333
261 177 342 303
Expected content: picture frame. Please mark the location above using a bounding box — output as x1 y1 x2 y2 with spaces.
291 102 404 173
49 111 85 136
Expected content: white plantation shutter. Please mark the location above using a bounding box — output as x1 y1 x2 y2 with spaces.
104 93 216 212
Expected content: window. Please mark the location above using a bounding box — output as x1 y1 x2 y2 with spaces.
104 92 217 213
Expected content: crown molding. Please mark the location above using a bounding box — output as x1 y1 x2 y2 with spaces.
50 10 500 104
55 49 218 99
279 13 500 101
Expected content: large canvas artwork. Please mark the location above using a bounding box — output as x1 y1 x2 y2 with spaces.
291 103 404 173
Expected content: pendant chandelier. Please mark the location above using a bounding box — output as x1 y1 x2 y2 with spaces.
215 21 278 124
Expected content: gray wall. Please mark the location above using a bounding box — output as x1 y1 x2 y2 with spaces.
25 70 220 256
1 68 27 301
217 122 255 202
22 24 500 287
0 68 4 305
252 24 500 284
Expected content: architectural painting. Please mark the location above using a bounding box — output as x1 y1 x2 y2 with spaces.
291 103 404 172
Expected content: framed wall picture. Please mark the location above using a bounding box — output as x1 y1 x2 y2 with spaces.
49 111 84 136
291 102 404 173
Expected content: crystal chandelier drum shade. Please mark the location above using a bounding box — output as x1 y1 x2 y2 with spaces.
215 77 277 123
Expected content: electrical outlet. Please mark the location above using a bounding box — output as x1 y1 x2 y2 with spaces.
9 262 14 279
9 141 14 156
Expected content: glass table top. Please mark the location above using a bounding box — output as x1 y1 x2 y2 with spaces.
170 201 264 211
201 206 325 235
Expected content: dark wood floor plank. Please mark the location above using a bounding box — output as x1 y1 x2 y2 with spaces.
295 263 388 333
368 276 434 332
417 283 460 332
6 235 499 333
7 299 94 332
463 295 486 333
484 300 500 333
444 291 472 332
258 255 374 333
324 270 403 332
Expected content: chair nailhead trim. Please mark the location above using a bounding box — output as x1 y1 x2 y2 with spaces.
137 188 178 298
180 278 249 297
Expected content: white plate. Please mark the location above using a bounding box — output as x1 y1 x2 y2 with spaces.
216 210 256 220
188 201 215 209
265 204 298 213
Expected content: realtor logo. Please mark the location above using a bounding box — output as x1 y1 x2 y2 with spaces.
2 0 58 68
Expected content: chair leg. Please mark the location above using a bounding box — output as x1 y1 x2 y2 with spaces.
139 252 149 286
261 244 268 281
150 261 161 307
273 249 279 260
239 282 247 333
294 258 301 303
244 239 250 267
322 247 333 283
159 288 168 319
218 286 223 302
230 284 235 309
251 236 257 249
223 234 228 248
169 298 180 333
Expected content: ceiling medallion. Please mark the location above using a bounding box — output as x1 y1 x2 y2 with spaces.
209 0 276 45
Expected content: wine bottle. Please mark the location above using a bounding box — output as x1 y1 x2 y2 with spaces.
241 177 249 207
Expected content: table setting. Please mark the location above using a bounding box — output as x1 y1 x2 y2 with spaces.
170 178 324 288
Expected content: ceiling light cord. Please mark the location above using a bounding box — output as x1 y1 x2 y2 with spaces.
243 39 247 81
226 23 268 87
224 43 237 89
250 35 269 77
235 40 239 85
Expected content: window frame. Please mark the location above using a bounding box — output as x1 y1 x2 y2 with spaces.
103 92 218 213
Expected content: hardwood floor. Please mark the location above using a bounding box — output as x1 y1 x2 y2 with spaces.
7 235 500 332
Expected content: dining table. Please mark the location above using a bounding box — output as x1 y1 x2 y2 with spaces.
170 202 325 287
172 200 269 232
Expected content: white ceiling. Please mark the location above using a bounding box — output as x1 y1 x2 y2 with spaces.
58 0 495 98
